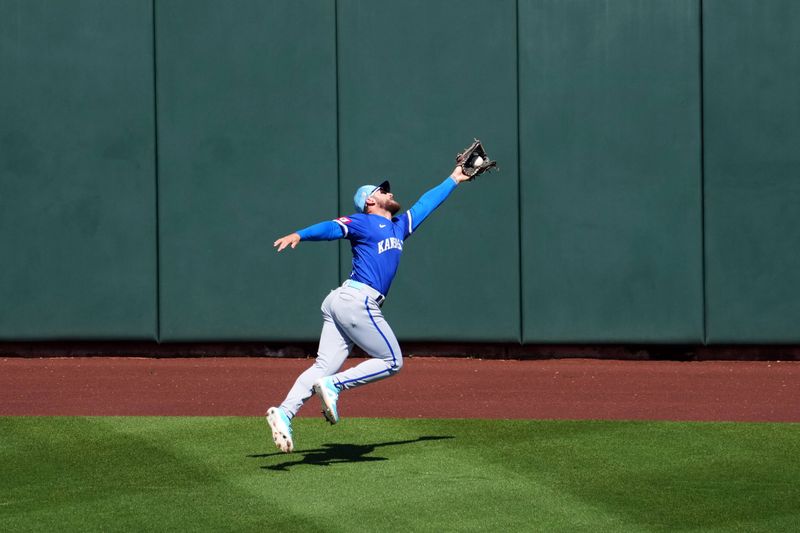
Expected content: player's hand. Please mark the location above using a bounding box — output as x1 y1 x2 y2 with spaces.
273 232 301 252
450 165 471 183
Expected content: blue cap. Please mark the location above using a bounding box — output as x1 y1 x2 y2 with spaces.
353 180 390 212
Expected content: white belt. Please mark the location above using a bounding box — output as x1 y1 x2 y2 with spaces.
342 279 385 306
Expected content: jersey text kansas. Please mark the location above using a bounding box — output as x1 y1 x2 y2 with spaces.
378 237 403 254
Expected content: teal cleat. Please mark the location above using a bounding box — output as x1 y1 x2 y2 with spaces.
313 377 341 425
266 407 294 453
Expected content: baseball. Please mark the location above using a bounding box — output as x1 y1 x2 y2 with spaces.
473 156 484 167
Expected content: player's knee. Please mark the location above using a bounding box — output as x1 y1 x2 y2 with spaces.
389 353 403 374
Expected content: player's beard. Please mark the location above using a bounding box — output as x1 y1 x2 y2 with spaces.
386 198 401 215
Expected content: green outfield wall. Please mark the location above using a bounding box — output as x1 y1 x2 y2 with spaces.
1 0 798 345
702 0 800 343
0 0 157 340
155 0 338 341
519 0 703 343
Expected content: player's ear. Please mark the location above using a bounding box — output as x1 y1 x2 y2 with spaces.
364 197 376 211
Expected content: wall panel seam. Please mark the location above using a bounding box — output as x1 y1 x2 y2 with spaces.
699 0 708 345
516 0 523 344
152 0 161 343
335 0 342 284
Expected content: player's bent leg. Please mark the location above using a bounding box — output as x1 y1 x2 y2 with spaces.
331 296 403 391
278 295 353 419
316 292 403 423
333 358 401 390
312 357 401 426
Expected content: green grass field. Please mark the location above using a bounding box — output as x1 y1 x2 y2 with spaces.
1 417 798 532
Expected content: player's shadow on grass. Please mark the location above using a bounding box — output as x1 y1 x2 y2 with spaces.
249 436 454 472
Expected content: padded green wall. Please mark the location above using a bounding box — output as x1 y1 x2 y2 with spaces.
4 1 800 345
156 0 338 341
703 0 800 343
0 0 157 340
337 0 520 341
519 0 703 342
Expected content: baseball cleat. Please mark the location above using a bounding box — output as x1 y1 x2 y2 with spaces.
313 376 340 424
266 407 294 453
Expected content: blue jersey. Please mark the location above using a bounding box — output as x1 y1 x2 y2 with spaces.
334 212 412 295
296 176 458 296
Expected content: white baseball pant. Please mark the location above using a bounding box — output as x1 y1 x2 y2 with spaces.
279 284 402 418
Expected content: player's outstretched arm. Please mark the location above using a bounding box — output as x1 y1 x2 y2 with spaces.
274 220 346 252
404 165 471 235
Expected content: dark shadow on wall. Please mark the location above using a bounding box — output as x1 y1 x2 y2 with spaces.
3 341 800 360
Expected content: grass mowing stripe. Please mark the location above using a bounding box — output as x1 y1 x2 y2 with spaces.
1 418 798 532
96 416 330 532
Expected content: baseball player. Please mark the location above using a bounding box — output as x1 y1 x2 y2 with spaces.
267 163 474 453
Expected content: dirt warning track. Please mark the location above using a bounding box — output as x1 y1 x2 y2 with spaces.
2 357 798 422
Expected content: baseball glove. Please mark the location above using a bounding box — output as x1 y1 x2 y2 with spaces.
455 138 497 179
